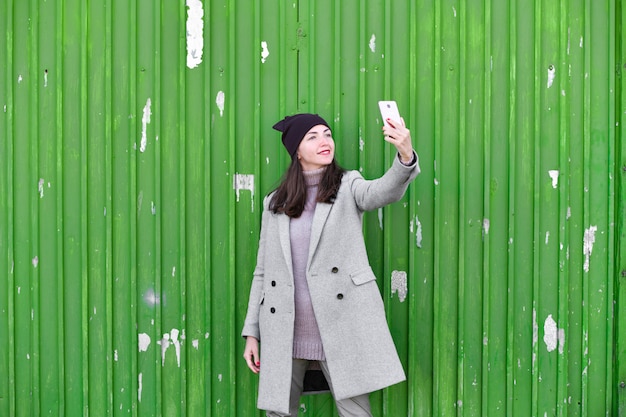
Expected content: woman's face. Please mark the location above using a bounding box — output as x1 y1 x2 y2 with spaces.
297 124 335 171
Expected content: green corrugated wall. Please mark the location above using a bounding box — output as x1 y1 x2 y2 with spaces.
1 0 625 416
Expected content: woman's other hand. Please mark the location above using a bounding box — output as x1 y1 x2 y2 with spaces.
382 117 414 164
244 336 261 374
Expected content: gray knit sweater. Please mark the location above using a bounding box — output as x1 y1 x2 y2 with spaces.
290 167 326 360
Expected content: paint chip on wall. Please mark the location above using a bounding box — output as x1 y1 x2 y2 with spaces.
233 173 255 211
391 270 408 302
261 41 270 63
583 225 597 272
186 0 204 69
216 91 225 117
547 65 556 88
549 170 559 188
140 98 151 153
543 314 565 354
369 34 376 53
413 215 423 248
138 333 151 352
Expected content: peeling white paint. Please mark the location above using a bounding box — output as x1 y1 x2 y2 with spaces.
580 36 583 48
543 314 565 354
547 66 556 88
369 34 376 53
391 270 408 302
483 218 490 236
138 373 143 402
38 178 45 198
414 215 423 248
18 75 23 83
566 207 571 219
151 201 156 215
32 256 39 268
172 266 176 277
159 333 171 366
583 225 597 272
140 98 151 153
452 6 457 17
233 173 255 211
378 208 383 230
192 339 199 349
158 329 182 367
548 170 559 188
138 333 151 352
545 231 550 245
114 350 119 361
186 0 204 69
261 41 270 63
216 91 225 117
171 328 181 367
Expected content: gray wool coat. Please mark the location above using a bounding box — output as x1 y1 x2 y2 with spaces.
241 153 420 414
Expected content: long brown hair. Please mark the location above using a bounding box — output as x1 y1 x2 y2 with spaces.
269 159 345 218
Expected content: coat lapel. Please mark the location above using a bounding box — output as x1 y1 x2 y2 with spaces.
278 213 294 280
307 202 332 269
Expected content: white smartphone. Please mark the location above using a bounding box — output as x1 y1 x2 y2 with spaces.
378 100 402 128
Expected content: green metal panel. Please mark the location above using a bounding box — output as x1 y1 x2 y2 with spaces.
0 1 624 416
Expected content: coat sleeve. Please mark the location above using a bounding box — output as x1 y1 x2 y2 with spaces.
241 196 271 341
348 150 420 211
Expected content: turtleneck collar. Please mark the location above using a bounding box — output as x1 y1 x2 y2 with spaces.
303 166 326 187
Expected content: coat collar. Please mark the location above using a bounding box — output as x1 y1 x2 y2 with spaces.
278 201 333 279
307 202 332 269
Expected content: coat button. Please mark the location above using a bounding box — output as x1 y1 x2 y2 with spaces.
337 293 344 300
331 267 339 273
270 307 276 313
271 280 276 287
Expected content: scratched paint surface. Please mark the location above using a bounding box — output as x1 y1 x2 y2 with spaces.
0 1 623 417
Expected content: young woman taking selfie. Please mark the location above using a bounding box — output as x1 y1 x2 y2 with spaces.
241 113 420 416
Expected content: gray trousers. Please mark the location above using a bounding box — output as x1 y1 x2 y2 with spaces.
266 359 372 417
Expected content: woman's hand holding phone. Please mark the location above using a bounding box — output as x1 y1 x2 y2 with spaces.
379 101 414 164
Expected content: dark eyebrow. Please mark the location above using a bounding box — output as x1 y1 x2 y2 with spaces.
307 128 331 137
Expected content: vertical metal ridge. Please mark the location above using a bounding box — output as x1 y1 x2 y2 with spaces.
556 0 571 413
581 0 592 411
53 0 66 413
531 0 541 415
457 0 468 413
506 0 517 412
604 0 619 414
432 0 442 414
104 0 114 413
0 1 15 416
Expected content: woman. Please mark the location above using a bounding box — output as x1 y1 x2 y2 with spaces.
242 113 419 416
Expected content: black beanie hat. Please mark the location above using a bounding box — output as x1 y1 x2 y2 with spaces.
273 113 331 158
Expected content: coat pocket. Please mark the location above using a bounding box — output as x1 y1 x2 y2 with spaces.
350 266 376 286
